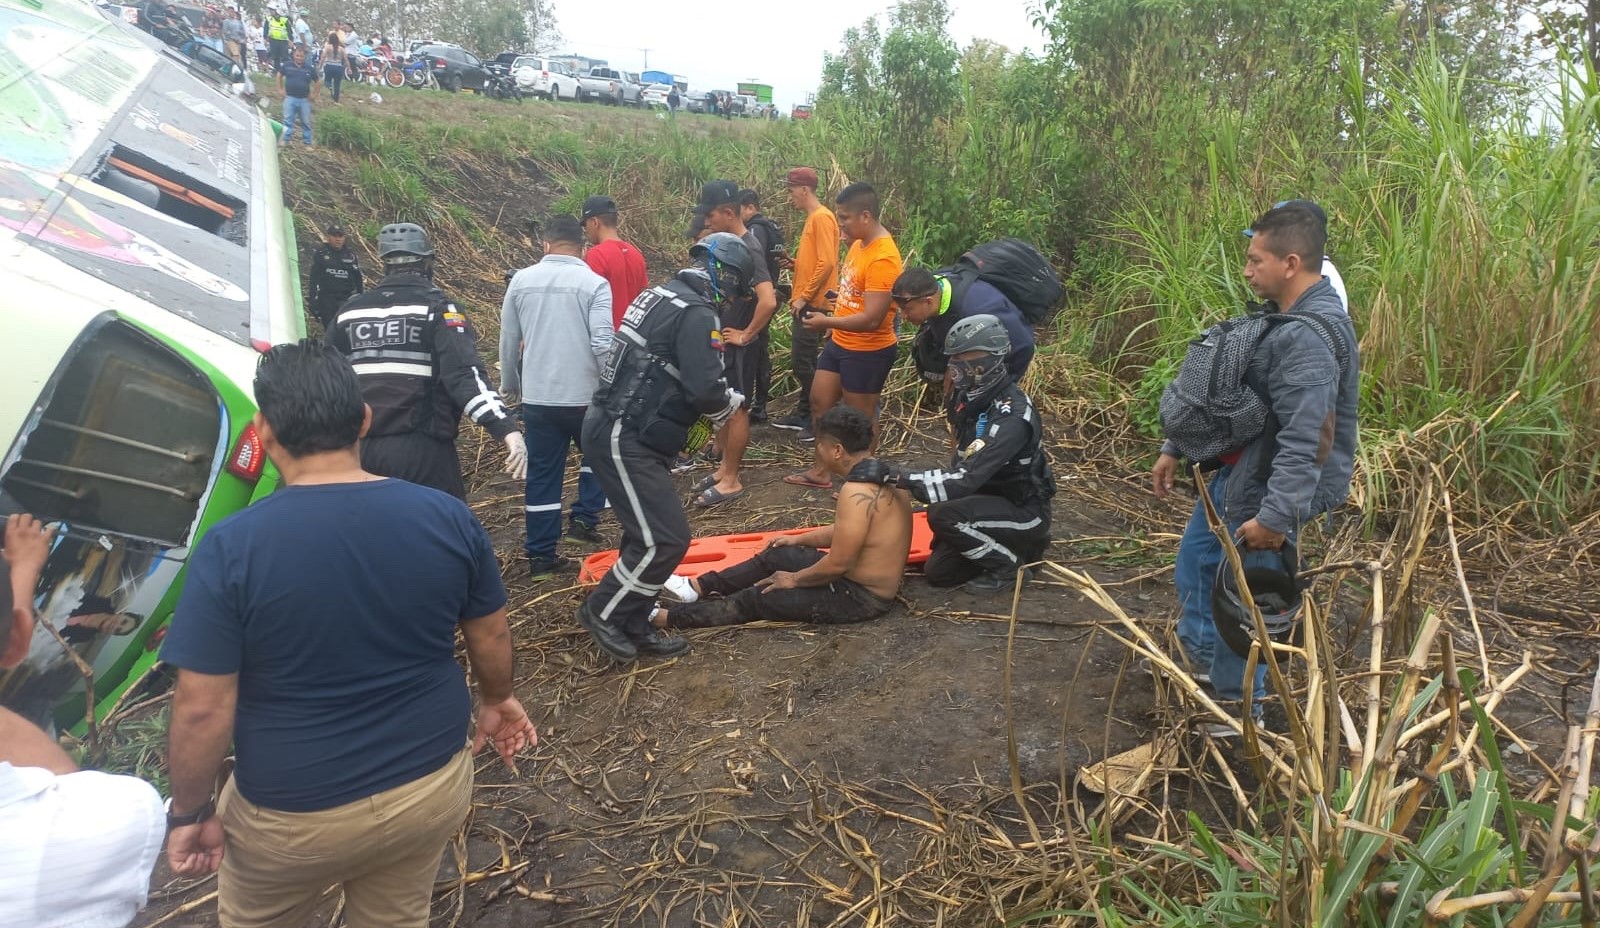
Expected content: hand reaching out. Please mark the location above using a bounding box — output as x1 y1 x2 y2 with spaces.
473 696 538 771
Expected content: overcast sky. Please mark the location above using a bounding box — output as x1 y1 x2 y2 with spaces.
550 0 1048 108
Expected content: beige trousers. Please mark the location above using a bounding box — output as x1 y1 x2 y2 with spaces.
216 745 472 928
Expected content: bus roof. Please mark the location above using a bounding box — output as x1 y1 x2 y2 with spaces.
0 0 299 383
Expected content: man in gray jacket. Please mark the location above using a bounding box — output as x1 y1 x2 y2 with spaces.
501 216 614 580
1152 202 1359 722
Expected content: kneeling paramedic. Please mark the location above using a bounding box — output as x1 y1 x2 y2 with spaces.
326 223 526 499
858 315 1054 592
576 232 750 662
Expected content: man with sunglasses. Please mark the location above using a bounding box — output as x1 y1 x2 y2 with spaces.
892 264 1036 394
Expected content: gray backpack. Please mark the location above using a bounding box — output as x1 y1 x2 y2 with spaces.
1159 308 1347 463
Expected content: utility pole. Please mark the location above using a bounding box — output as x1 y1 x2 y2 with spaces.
640 47 650 69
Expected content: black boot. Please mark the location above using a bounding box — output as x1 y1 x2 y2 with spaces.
577 603 638 662
629 628 690 657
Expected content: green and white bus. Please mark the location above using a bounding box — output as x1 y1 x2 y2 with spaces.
0 0 302 727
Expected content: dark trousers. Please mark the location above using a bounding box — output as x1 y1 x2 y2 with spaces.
924 494 1051 587
790 311 821 418
312 292 353 329
361 432 464 500
752 329 771 418
580 411 689 638
323 62 344 101
670 546 895 628
269 37 288 71
523 405 606 560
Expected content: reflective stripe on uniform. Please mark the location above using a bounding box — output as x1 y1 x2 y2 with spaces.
337 304 430 323
597 419 663 619
953 517 1044 564
353 361 432 377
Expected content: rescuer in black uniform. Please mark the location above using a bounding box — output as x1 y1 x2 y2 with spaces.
325 222 526 499
577 232 752 662
307 222 364 328
856 314 1055 592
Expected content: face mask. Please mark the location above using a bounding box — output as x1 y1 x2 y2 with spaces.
949 355 1004 398
677 265 717 303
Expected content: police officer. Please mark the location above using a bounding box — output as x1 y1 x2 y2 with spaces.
326 222 527 499
307 222 363 328
857 315 1054 592
577 232 750 662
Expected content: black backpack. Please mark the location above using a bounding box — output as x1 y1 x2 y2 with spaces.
940 238 1064 324
747 215 785 282
1158 306 1351 463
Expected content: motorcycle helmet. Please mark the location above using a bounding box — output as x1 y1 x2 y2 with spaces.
689 231 754 303
376 222 434 265
944 313 1011 398
1212 537 1302 658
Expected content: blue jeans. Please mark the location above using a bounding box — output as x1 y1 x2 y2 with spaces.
1173 466 1278 706
282 95 312 144
523 405 606 560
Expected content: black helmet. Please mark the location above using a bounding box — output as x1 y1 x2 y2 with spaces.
377 222 434 265
689 231 754 301
1212 537 1302 658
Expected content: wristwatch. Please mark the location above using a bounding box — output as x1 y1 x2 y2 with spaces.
164 796 216 829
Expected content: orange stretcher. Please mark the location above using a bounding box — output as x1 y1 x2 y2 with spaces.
578 511 934 585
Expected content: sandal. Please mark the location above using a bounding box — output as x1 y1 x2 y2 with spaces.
782 473 832 489
693 485 745 508
691 473 718 494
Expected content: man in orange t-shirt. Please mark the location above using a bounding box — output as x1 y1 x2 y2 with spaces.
771 166 841 434
785 182 902 490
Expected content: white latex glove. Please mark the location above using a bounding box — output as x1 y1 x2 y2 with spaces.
707 389 745 429
503 432 528 482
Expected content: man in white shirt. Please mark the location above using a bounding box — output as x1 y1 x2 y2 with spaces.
0 514 164 928
500 215 615 580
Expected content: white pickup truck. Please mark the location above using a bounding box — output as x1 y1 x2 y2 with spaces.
577 66 641 106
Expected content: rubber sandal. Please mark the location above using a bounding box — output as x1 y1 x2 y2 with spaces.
691 473 718 494
693 485 745 508
782 473 832 489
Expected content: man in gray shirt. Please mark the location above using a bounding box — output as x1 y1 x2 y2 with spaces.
500 216 615 580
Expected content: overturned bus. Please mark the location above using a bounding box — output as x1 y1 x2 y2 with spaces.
0 0 302 727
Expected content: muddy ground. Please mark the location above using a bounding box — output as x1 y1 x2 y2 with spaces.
129 99 1590 926
132 407 1586 928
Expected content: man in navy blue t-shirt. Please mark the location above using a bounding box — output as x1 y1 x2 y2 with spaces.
276 44 317 147
159 341 536 928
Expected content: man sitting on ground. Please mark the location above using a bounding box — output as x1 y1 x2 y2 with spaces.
654 407 911 629
859 315 1055 592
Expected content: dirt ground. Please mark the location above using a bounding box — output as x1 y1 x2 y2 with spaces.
131 409 1192 927
127 99 1591 926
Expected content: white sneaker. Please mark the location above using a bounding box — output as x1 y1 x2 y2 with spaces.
662 574 699 603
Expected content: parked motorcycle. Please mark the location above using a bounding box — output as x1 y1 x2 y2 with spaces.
484 63 523 102
401 53 437 90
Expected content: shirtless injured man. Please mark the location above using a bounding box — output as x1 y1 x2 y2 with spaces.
653 406 912 629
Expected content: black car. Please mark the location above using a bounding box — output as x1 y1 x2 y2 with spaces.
414 43 488 92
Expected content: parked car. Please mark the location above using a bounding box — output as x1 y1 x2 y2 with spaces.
493 54 575 100
792 103 813 120
414 42 488 92
683 88 707 113
578 66 640 105
733 94 758 116
640 82 672 108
